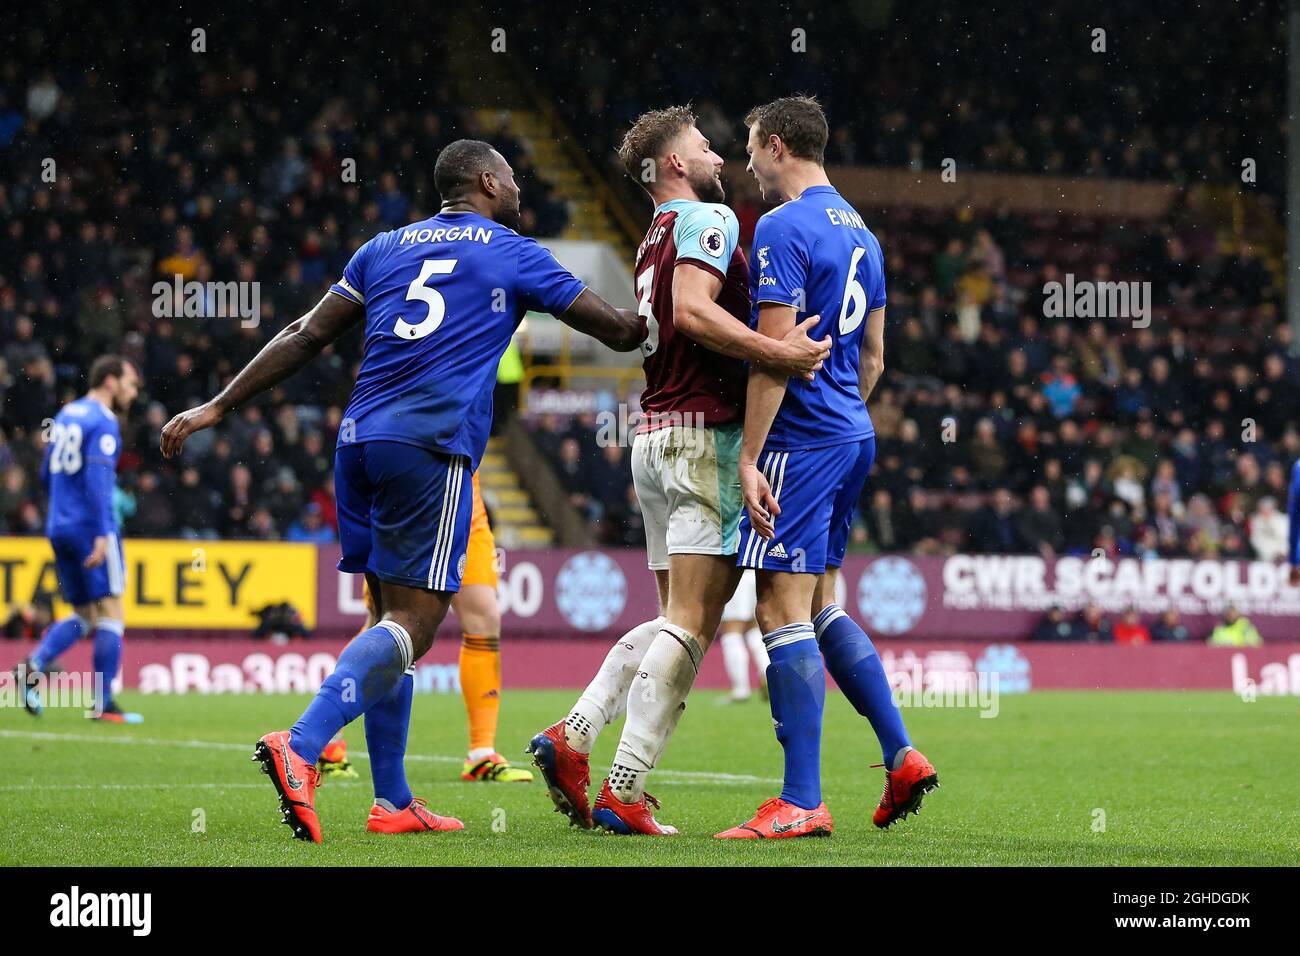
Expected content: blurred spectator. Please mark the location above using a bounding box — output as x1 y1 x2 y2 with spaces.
554 437 595 521
1076 603 1113 643
1207 606 1263 647
603 483 646 548
287 502 336 543
588 444 632 522
1041 357 1082 419
966 489 1019 554
1016 485 1065 557
1151 609 1190 642
173 466 221 537
1248 496 1288 561
1113 607 1152 645
1030 605 1075 642
861 489 901 552
127 472 175 537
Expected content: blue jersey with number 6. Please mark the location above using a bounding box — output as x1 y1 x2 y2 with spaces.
750 185 885 450
329 211 585 469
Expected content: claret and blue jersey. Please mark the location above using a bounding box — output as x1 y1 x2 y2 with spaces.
739 185 887 575
329 211 586 591
42 397 126 604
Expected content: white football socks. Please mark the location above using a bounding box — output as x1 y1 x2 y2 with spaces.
609 622 703 803
563 616 664 754
720 631 751 699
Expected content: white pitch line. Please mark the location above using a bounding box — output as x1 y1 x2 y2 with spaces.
0 729 780 786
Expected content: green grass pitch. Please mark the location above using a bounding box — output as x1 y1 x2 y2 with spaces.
1 689 1295 866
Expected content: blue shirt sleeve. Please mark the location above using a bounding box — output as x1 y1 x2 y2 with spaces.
1288 460 1300 564
329 235 376 304
516 237 586 315
752 212 809 312
86 418 120 535
673 203 739 279
869 238 887 311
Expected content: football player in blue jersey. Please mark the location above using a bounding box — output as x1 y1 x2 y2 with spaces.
16 356 142 723
161 139 645 842
716 98 938 839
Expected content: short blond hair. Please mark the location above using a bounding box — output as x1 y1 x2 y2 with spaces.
617 105 696 189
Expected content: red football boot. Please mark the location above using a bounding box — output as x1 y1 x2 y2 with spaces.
591 779 678 835
526 721 592 828
88 702 143 724
872 748 939 829
252 730 322 843
367 797 464 834
714 797 833 839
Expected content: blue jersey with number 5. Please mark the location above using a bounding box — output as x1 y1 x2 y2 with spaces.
330 211 585 468
750 185 885 450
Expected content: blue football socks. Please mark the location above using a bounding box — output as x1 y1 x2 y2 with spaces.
29 615 87 672
815 604 911 768
763 623 825 810
289 621 413 765
364 669 415 809
91 619 125 711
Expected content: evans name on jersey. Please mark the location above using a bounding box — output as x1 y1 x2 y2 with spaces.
751 185 886 451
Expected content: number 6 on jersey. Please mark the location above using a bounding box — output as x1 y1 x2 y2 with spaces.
838 246 868 335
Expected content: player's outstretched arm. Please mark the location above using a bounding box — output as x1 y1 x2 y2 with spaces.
739 302 798 539
556 289 646 352
672 265 828 380
160 292 363 458
858 305 887 399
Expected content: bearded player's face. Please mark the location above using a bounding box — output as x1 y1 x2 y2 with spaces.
678 126 725 203
110 364 141 413
490 152 522 230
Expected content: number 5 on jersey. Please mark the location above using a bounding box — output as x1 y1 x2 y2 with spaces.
396 259 458 339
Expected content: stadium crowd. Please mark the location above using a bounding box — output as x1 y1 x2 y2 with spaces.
0 6 568 541
534 197 1294 569
1 4 1294 598
499 0 1284 195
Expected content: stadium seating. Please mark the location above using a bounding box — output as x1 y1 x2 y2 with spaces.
1 3 1291 581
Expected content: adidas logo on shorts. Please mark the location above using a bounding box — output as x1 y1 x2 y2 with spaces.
767 542 788 559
